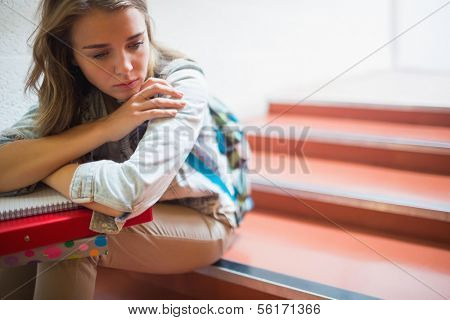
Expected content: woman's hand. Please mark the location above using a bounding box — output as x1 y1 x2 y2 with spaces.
100 78 186 142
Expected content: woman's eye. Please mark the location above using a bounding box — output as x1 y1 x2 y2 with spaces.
93 52 108 59
91 41 143 59
129 41 144 49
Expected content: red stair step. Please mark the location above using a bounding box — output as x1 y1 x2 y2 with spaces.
249 151 450 244
245 114 450 175
268 102 450 127
222 209 450 299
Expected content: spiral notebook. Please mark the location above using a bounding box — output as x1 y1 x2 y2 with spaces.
0 184 79 221
0 184 153 258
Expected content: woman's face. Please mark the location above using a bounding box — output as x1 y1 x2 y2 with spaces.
71 7 150 101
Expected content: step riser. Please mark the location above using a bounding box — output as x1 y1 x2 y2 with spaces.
251 188 450 246
248 135 450 175
95 268 287 300
269 103 450 127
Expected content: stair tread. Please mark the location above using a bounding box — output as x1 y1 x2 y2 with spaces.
246 114 450 146
269 101 450 113
250 151 450 214
223 209 450 299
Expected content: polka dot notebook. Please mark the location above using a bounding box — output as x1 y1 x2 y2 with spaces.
0 234 109 268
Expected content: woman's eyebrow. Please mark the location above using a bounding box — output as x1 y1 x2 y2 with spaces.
82 31 144 49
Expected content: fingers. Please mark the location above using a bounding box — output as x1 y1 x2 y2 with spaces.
140 77 171 90
136 83 183 102
141 109 178 120
139 78 180 98
138 97 187 111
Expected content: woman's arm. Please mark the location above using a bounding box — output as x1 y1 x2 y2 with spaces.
42 163 123 217
68 59 208 219
0 119 109 193
39 74 191 218
0 78 185 193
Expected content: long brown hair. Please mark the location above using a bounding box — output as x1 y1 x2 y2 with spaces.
25 0 187 136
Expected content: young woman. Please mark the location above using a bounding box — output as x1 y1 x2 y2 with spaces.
0 0 248 299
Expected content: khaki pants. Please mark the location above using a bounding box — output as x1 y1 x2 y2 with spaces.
0 203 235 299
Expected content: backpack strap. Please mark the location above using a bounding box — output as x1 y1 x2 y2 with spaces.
186 153 236 202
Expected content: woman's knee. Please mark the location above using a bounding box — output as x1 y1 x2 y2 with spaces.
102 230 233 274
99 204 236 274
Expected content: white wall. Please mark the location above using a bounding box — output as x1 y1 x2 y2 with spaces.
149 0 392 120
0 0 391 130
393 0 450 73
0 0 448 131
0 0 39 130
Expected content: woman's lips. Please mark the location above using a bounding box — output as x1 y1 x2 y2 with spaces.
114 79 139 89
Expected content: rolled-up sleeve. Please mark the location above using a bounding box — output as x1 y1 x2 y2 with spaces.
69 60 208 225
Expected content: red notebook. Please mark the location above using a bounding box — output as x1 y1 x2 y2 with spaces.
0 208 153 256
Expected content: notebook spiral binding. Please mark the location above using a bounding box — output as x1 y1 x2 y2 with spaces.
0 201 79 221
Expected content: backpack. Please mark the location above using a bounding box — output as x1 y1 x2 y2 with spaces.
162 59 254 225
208 96 254 225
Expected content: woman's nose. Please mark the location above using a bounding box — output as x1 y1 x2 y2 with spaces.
114 52 133 75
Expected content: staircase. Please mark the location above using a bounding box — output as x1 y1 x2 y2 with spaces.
205 101 450 300
95 101 450 300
